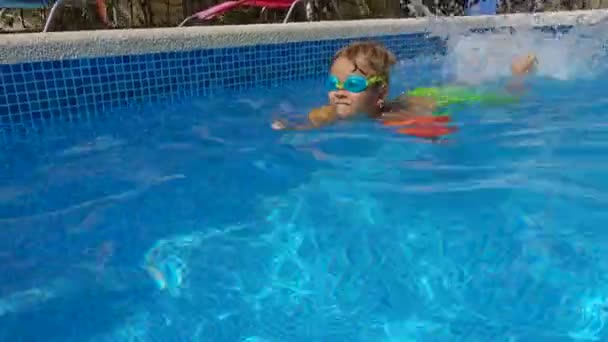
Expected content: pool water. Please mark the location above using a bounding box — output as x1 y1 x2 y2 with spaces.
2 33 608 341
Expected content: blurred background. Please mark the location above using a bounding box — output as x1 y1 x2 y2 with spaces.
2 0 608 34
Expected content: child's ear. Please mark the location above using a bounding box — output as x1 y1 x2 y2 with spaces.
378 85 389 99
376 88 388 108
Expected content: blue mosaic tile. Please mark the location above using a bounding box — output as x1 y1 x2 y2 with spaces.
0 32 448 141
0 25 572 143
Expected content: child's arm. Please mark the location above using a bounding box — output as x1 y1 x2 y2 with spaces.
271 106 336 131
378 54 538 122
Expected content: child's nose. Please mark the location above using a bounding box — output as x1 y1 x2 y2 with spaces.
335 90 348 98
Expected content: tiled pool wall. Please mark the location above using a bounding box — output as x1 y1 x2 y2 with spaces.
0 10 607 144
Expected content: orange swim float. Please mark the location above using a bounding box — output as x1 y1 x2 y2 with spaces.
382 115 457 139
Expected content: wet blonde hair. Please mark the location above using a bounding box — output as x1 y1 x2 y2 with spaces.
332 41 397 83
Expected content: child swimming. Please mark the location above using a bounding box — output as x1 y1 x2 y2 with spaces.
271 41 538 134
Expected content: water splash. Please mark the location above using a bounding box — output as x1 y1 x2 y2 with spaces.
424 14 608 84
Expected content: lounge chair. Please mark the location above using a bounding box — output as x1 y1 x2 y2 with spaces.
178 0 340 26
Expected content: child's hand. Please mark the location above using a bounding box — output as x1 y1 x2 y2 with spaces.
271 119 287 130
511 54 538 76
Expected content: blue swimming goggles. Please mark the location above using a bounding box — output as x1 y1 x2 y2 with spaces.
326 74 386 93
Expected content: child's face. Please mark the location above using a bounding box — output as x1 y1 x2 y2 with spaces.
328 56 386 119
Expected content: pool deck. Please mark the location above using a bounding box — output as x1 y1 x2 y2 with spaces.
1 9 607 64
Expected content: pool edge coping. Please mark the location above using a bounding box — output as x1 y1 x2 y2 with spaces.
1 9 608 64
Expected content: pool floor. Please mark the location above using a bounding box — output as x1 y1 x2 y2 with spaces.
1 54 608 341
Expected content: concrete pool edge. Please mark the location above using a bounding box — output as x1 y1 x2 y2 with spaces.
1 9 608 64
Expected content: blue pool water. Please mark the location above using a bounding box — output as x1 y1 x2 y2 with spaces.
2 31 608 341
